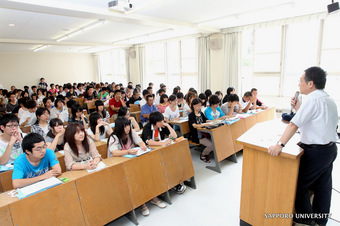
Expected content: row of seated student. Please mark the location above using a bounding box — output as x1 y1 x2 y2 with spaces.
2 111 186 216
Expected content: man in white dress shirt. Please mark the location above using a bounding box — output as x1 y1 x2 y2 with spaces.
269 66 338 226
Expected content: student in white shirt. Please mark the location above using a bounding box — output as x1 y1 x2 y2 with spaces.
240 91 256 113
19 100 37 127
87 112 112 141
50 98 69 122
163 94 180 122
139 89 150 107
0 114 23 165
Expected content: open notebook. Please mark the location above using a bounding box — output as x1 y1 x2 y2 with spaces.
16 177 62 199
122 147 152 158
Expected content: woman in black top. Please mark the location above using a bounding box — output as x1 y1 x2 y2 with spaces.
188 98 214 163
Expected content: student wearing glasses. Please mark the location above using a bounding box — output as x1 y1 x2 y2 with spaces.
12 133 61 188
0 114 23 165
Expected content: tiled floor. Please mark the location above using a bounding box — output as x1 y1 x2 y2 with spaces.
108 144 340 226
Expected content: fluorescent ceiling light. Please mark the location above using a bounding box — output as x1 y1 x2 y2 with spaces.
56 36 68 42
56 19 105 42
33 45 49 52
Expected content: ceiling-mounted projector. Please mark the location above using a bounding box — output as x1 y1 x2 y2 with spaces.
108 0 133 13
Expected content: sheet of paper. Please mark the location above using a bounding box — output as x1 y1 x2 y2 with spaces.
87 161 107 173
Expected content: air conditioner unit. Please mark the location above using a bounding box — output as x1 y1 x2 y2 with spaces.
208 39 222 50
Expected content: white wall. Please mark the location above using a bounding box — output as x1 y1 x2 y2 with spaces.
0 52 95 90
209 33 226 93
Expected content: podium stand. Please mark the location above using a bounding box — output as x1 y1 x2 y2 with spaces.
237 120 304 226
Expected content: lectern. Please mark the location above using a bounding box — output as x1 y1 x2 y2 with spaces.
237 119 304 226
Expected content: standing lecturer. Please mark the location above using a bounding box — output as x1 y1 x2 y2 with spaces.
268 66 338 226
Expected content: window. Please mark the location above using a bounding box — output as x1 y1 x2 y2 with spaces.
321 16 340 101
99 49 127 85
145 38 198 93
241 26 282 96
283 20 320 97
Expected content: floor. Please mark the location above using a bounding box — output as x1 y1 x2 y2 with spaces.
107 143 340 226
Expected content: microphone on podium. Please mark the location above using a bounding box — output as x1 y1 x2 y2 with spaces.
290 91 300 115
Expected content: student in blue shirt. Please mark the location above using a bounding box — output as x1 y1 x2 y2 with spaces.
12 133 61 189
140 94 158 125
204 94 228 121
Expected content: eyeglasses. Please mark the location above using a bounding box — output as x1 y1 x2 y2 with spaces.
33 144 47 152
6 124 19 128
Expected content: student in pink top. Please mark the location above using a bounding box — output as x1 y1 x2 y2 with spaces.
157 94 169 113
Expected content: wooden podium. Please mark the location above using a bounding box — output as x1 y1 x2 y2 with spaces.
237 120 304 226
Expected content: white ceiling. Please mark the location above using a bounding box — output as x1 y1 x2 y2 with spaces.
0 0 332 53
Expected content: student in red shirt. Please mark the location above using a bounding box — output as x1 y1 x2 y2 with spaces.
109 90 126 120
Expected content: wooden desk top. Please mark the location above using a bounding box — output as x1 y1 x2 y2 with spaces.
237 119 304 159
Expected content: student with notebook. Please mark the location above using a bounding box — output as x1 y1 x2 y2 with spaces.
0 114 23 165
108 116 164 216
188 98 213 163
45 118 65 152
64 123 101 171
87 112 112 141
12 133 61 189
141 111 186 195
204 95 228 121
107 116 146 157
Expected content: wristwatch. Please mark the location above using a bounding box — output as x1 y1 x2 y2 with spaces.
277 141 285 148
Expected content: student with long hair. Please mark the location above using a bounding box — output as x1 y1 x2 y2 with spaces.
64 122 101 171
157 94 169 113
94 100 110 122
31 107 50 138
87 112 112 141
109 116 167 215
117 107 140 131
107 116 145 157
68 104 88 129
188 98 214 163
183 91 196 117
45 118 65 152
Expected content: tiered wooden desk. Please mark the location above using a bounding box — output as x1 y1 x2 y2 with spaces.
237 119 303 226
168 119 190 136
197 107 275 173
0 139 195 226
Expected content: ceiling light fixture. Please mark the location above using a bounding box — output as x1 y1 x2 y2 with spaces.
56 19 105 43
8 24 15 27
33 45 49 52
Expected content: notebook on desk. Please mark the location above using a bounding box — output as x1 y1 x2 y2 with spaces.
16 177 62 199
87 161 107 173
